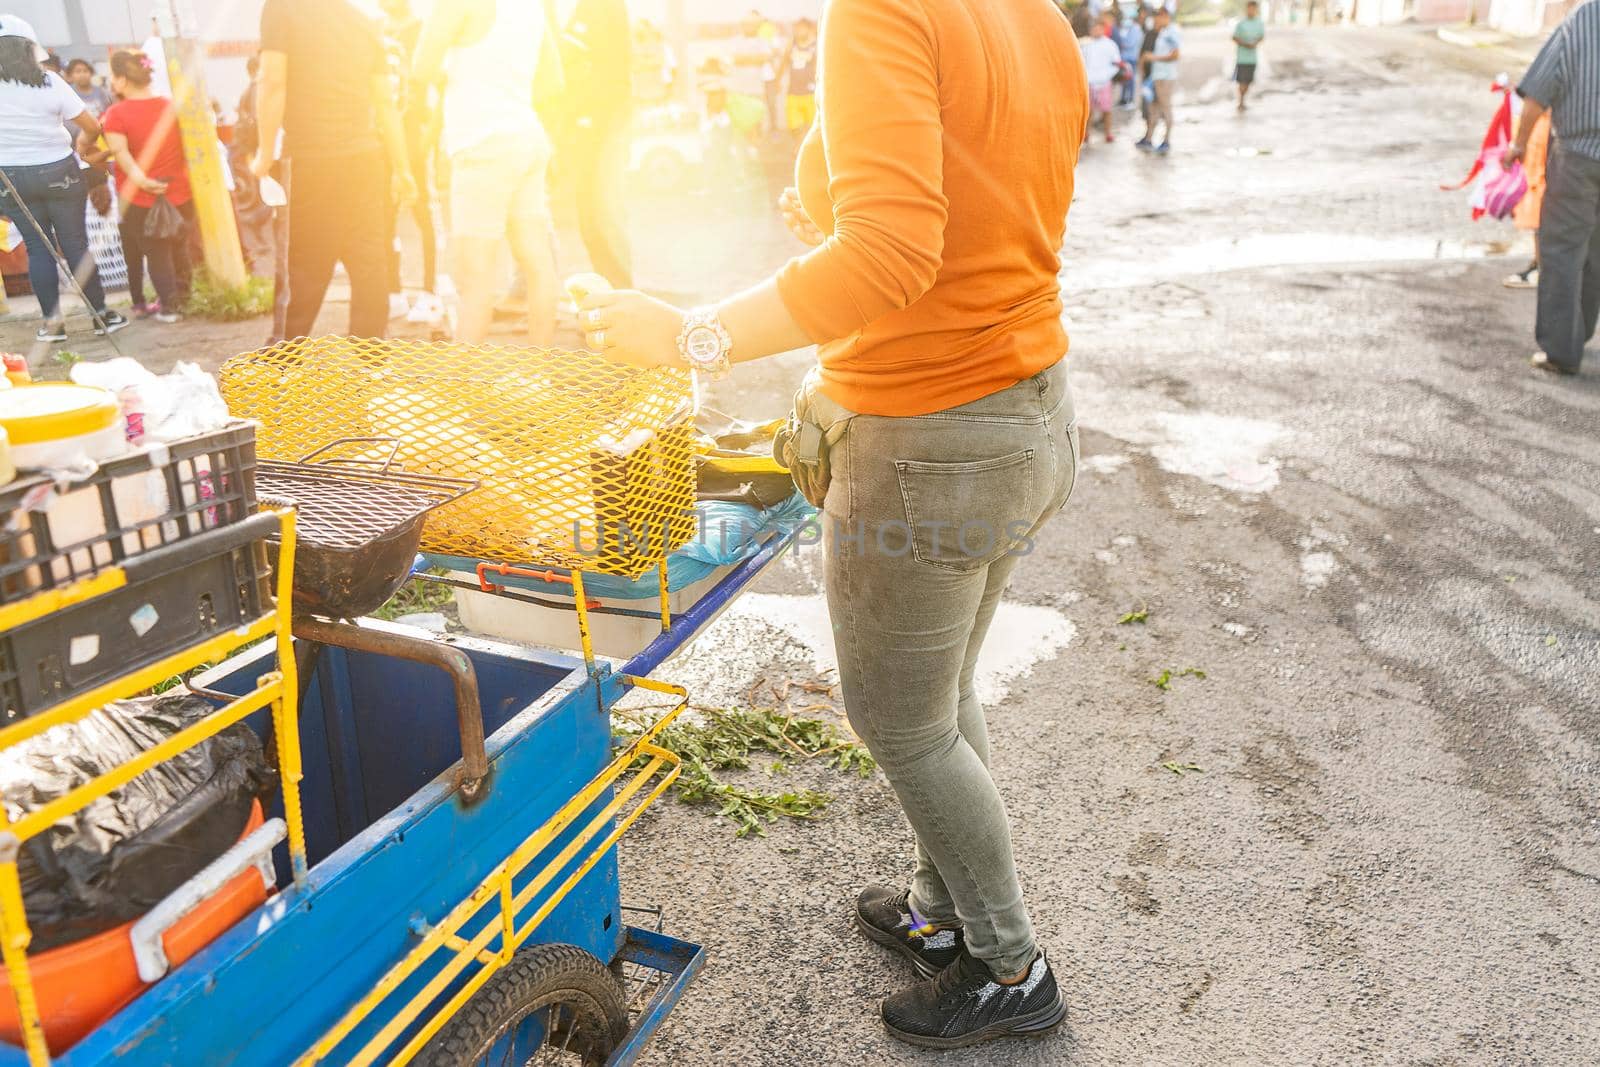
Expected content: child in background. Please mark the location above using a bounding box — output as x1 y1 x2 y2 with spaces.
1081 15 1122 144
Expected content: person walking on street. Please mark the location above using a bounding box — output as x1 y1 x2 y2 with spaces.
0 14 128 343
1136 7 1159 126
412 0 559 344
1504 0 1600 376
573 0 1086 1046
1137 7 1180 155
251 0 416 341
103 49 195 325
1082 15 1122 144
1233 1 1264 112
1114 10 1143 109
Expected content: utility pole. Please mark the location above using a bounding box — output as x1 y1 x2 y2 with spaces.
153 0 246 288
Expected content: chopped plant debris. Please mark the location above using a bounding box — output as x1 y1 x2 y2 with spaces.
615 705 876 837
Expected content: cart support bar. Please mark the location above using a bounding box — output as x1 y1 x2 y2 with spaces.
291 619 490 800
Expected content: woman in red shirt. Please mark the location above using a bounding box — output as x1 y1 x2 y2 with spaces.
101 49 192 322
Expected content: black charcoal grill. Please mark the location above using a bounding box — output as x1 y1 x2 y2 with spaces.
255 440 475 619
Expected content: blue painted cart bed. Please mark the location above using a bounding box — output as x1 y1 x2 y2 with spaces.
0 532 795 1067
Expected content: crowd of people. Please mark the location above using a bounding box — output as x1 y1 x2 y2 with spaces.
1074 1 1263 153
1 2 922 351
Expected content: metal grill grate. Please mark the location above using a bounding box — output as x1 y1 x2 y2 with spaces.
255 463 472 549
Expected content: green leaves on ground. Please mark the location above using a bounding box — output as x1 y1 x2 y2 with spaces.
615 705 876 837
1118 608 1150 625
1151 666 1206 691
1161 761 1204 776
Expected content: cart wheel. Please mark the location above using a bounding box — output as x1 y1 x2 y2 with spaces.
418 944 629 1067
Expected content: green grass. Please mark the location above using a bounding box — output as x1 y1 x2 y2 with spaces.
183 268 274 321
369 571 455 622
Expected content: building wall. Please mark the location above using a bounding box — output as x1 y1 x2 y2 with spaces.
1486 0 1573 35
1415 0 1474 21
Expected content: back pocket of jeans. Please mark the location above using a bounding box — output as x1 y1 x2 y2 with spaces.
895 449 1035 572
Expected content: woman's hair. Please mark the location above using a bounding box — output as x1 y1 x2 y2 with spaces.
109 49 155 88
0 36 46 88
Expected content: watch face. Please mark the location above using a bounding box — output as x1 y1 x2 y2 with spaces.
685 325 723 365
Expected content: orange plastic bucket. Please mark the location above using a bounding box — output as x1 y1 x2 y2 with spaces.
0 801 271 1052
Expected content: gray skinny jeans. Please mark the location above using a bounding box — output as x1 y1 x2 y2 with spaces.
822 360 1078 976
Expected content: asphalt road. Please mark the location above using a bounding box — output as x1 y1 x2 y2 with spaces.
616 24 1599 1067
2 22 1591 1066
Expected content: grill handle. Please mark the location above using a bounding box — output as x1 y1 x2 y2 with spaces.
297 437 402 472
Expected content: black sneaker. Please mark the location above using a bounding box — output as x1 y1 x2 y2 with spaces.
94 309 129 335
881 949 1067 1049
36 321 67 343
854 885 963 978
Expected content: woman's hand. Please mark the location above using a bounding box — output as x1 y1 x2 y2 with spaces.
573 289 686 371
779 186 825 247
137 176 169 195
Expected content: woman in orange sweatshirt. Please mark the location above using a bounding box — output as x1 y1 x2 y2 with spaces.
577 0 1086 1046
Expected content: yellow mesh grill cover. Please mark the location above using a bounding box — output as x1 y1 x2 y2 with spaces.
220 336 696 578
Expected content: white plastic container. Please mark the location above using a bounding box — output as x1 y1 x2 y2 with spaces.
450 563 742 662
0 384 170 582
0 383 125 473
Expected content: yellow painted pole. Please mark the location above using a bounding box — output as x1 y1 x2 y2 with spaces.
157 3 246 288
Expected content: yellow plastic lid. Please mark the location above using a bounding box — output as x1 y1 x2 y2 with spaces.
0 383 119 445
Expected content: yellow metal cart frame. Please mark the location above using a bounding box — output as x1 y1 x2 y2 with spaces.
0 510 307 1067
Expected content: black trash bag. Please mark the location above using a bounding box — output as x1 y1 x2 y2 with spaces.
143 194 186 241
0 693 277 952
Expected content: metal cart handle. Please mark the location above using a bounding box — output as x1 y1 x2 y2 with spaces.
130 818 287 983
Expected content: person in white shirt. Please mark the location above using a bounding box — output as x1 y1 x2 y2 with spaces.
0 14 128 342
413 0 559 344
1080 14 1123 144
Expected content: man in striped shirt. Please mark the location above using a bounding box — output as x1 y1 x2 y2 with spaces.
1506 0 1600 376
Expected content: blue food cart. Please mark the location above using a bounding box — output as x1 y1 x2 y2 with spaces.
0 339 800 1066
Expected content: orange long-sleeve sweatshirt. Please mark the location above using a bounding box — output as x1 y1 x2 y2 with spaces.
775 0 1086 418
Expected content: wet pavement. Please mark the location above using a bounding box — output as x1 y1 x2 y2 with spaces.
3 22 1593 1066
619 25 1599 1067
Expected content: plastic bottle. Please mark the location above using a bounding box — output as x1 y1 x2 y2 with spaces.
2 353 30 386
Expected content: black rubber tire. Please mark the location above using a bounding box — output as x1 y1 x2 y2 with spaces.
417 943 630 1067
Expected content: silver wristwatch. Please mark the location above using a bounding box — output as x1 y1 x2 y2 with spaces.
675 308 733 380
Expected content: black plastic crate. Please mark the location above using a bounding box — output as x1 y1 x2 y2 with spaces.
0 511 280 723
0 420 257 606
